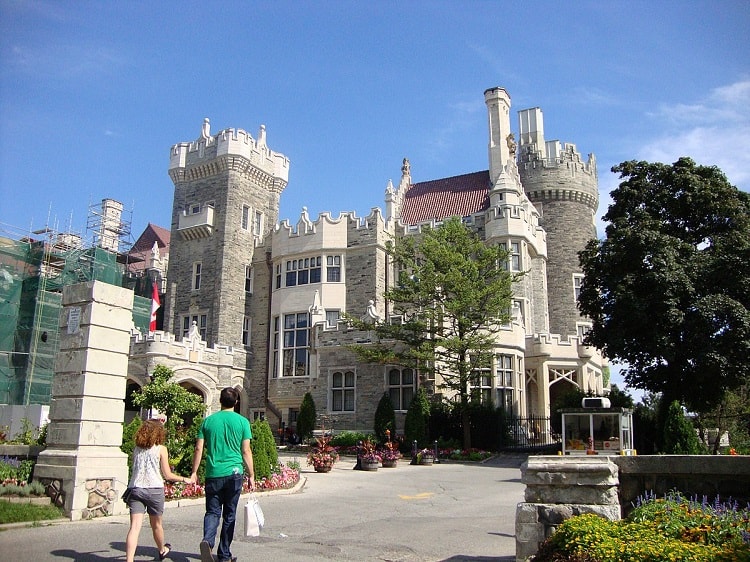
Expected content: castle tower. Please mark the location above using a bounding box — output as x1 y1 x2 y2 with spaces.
166 119 289 348
517 107 598 338
483 88 549 335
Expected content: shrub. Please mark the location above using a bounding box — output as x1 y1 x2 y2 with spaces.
173 418 205 481
330 431 370 448
120 416 142 472
374 393 396 444
296 393 316 442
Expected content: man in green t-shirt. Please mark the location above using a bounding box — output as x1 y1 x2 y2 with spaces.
190 387 254 562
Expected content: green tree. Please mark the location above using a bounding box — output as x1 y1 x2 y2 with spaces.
578 158 750 418
251 419 278 480
663 400 705 454
350 217 518 449
296 393 316 443
131 364 206 460
373 393 396 444
404 387 431 448
695 385 750 454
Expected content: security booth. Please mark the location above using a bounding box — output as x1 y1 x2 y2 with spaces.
560 397 634 455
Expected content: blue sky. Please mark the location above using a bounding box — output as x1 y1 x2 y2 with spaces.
1 1 749 400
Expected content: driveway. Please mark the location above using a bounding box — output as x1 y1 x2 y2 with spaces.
0 453 527 561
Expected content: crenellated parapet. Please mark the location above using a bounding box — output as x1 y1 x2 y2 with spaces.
519 145 598 210
271 207 388 254
169 118 289 191
129 329 242 368
526 332 602 362
517 107 598 211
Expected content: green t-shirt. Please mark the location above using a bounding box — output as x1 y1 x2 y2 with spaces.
198 410 253 479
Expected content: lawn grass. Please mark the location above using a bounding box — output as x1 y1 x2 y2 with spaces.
0 500 65 525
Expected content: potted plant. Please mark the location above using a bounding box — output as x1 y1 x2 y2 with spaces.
415 448 435 465
359 438 381 471
307 434 339 473
380 441 401 468
380 433 401 468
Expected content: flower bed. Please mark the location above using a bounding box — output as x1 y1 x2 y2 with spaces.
533 491 750 561
164 465 300 501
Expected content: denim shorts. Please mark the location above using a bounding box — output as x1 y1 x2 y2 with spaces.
127 487 166 515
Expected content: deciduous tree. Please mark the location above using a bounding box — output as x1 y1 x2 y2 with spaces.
131 364 206 460
578 158 750 416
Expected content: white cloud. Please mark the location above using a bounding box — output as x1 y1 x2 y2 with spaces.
596 79 750 236
639 79 750 190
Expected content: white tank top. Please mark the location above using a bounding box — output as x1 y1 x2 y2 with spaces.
129 445 164 488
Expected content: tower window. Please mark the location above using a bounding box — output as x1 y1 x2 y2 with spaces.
242 316 251 346
573 274 584 301
245 265 254 294
326 255 342 282
241 205 250 231
192 262 202 291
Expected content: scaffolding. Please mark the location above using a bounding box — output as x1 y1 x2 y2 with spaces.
0 210 151 406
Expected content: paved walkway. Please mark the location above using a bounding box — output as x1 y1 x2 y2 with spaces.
0 453 527 561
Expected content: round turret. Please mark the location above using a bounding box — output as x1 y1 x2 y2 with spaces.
517 108 598 339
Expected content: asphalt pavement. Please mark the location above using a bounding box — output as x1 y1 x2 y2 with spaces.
0 452 527 561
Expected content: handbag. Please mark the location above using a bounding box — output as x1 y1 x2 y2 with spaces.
121 487 134 502
243 493 264 537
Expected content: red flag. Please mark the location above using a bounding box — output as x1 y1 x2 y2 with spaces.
150 282 161 333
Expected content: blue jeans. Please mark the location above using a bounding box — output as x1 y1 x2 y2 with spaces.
202 473 243 561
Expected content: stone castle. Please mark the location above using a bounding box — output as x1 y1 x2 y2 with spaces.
127 86 607 437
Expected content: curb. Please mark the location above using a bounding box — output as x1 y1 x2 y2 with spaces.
0 475 308 531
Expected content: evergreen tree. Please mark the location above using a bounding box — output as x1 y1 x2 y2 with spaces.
404 387 431 448
296 392 316 443
349 217 519 449
251 419 272 479
374 393 396 444
663 400 705 454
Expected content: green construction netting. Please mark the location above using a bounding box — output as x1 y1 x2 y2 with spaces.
0 236 153 405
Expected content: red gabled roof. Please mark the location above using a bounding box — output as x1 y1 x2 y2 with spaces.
400 170 490 225
130 223 171 254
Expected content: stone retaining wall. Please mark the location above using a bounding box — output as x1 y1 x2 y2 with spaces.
515 455 750 561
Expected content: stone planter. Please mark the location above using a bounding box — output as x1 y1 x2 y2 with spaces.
381 459 398 468
419 456 435 466
314 464 333 473
361 460 379 471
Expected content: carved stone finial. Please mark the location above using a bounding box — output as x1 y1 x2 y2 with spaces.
258 124 267 146
506 133 517 157
363 299 382 324
401 158 411 177
201 118 211 140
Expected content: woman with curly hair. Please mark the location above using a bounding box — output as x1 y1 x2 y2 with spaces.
125 418 190 562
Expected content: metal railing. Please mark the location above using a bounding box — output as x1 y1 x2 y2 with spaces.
501 415 561 451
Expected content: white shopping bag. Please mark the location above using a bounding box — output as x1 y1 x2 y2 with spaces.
243 494 264 537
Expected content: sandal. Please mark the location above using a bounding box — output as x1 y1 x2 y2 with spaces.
159 543 171 560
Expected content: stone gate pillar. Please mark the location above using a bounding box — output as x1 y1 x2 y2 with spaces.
515 456 621 561
34 281 132 520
